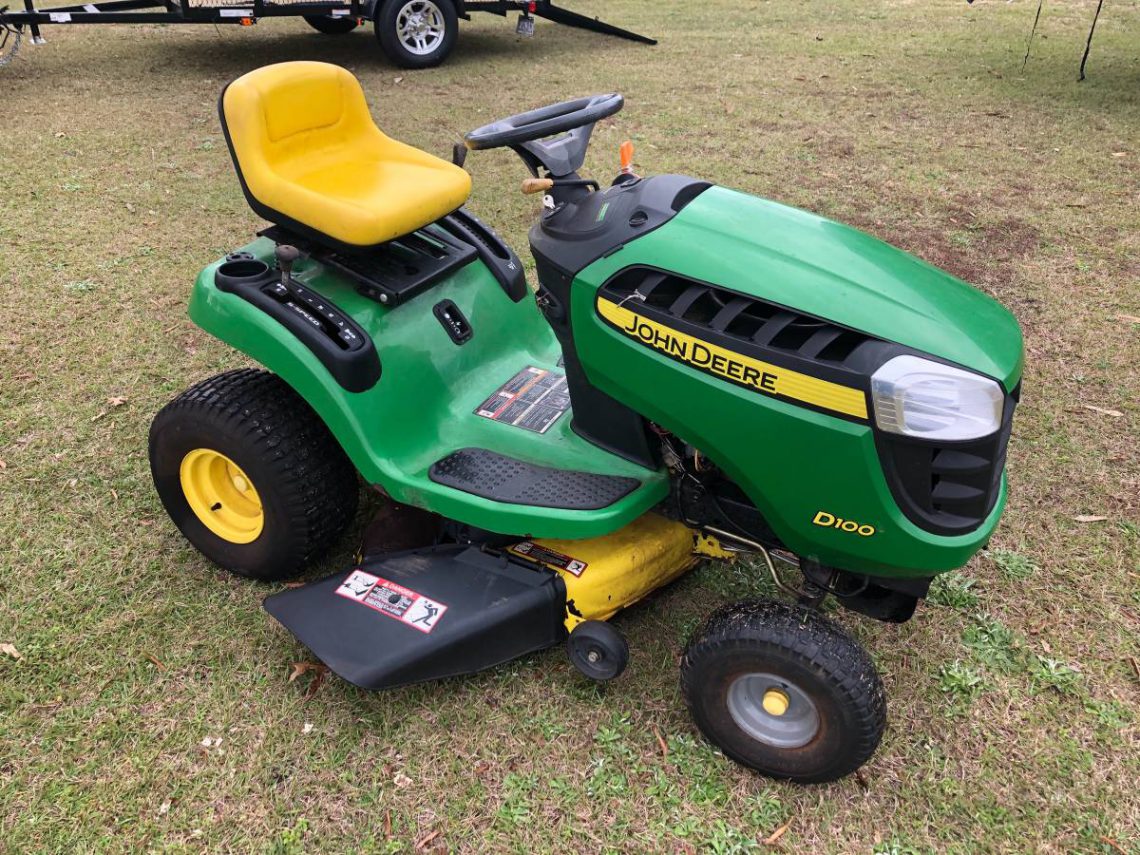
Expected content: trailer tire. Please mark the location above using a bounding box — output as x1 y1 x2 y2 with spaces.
375 0 457 69
304 14 360 35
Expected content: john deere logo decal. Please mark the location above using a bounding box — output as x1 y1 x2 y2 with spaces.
596 297 868 420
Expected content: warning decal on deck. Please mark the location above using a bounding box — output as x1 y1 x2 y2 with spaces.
509 541 588 577
475 366 570 434
334 569 448 633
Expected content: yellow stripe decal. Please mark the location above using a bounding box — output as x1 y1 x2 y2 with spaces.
597 297 868 420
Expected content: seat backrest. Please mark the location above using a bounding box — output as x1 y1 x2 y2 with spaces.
220 61 384 207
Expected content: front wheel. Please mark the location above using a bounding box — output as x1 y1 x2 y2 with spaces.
149 369 359 581
374 0 457 69
681 600 886 783
304 14 360 35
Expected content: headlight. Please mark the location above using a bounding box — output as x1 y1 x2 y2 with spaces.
871 355 1004 441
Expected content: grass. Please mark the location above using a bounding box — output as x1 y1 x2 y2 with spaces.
1 0 1138 851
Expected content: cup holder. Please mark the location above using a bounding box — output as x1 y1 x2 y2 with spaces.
217 259 270 280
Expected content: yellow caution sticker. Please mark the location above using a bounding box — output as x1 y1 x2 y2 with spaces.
596 298 869 420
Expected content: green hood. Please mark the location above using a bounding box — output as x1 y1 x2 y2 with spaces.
589 185 1024 390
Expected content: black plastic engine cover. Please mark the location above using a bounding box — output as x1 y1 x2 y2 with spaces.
263 546 566 690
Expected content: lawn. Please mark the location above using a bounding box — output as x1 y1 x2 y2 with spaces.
0 0 1137 851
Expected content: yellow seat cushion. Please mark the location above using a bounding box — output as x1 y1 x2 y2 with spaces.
221 62 471 247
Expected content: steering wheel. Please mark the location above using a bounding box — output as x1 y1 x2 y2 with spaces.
464 93 624 178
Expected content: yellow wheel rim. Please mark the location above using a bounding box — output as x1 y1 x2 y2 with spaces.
179 449 264 544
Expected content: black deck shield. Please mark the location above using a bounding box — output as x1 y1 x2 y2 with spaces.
263 546 566 690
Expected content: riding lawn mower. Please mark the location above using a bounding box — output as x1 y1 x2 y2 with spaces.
149 62 1022 782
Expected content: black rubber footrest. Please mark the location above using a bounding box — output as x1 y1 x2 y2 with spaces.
429 448 640 510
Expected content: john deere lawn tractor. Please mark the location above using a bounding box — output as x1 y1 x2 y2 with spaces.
149 62 1022 782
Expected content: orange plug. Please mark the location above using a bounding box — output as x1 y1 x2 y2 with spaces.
620 140 635 175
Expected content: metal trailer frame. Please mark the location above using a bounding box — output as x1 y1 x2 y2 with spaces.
0 0 654 65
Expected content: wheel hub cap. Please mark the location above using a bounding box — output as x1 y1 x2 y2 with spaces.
762 688 790 716
180 449 264 544
397 1 444 55
727 673 820 748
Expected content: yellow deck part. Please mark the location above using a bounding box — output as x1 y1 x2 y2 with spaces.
509 513 701 631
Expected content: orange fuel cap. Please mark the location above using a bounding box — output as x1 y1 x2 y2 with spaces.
620 140 634 174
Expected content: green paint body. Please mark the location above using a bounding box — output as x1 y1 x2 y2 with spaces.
188 183 1022 578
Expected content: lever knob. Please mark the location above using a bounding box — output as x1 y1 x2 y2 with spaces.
275 244 301 283
522 177 554 195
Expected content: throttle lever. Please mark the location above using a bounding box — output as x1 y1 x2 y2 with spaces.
521 177 555 195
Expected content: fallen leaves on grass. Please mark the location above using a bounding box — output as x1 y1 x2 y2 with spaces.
414 830 440 850
763 821 791 845
289 661 328 700
1129 657 1140 684
1081 404 1123 417
288 662 326 682
0 459 6 470
652 725 668 758
91 397 128 422
1073 515 1108 523
1 643 23 660
146 653 166 671
1117 314 1140 324
393 772 413 789
200 736 223 749
302 722 314 735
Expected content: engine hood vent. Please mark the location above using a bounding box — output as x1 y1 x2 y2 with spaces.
599 266 877 369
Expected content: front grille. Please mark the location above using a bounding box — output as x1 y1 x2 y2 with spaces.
877 386 1018 535
599 267 874 367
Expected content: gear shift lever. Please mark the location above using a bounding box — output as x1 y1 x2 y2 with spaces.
275 244 301 288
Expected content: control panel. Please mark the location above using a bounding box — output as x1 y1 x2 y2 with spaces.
214 250 381 393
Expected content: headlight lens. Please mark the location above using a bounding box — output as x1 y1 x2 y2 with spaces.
871 355 1004 441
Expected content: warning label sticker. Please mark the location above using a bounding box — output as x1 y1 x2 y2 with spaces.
475 366 570 434
509 541 588 577
334 570 448 633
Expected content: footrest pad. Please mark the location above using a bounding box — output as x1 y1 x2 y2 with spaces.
429 448 640 510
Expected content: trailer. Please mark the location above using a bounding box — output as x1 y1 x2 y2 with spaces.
0 0 655 69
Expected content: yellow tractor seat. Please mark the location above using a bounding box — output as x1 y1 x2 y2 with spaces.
220 62 472 248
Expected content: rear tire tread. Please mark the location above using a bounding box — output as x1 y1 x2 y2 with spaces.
150 369 358 579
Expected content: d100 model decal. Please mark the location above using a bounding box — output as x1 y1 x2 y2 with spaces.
813 511 877 537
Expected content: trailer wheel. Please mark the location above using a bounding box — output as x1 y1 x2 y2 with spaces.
149 369 359 581
681 600 886 783
375 0 457 69
304 14 360 35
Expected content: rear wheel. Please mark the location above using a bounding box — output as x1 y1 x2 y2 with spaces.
149 369 359 581
304 14 360 35
681 600 886 783
375 0 457 69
